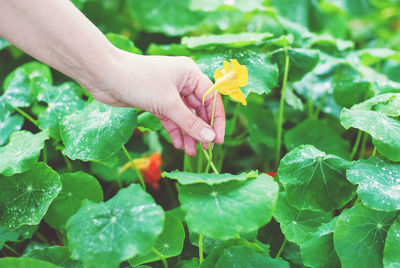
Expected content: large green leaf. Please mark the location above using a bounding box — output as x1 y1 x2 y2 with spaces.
189 0 265 12
163 170 257 185
24 246 83 268
44 172 103 229
351 93 400 117
0 257 58 268
0 163 61 230
333 204 398 268
127 0 206 36
37 81 85 140
3 62 52 89
278 145 355 212
182 33 273 49
66 184 164 268
340 108 400 161
284 119 350 159
106 33 142 54
347 157 400 212
178 174 278 240
0 130 49 176
383 215 400 268
273 192 331 244
196 46 279 96
0 112 23 146
60 100 137 161
129 213 185 265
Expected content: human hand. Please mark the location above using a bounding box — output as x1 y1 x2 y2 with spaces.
86 50 225 156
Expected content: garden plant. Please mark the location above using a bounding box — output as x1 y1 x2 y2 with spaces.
1 0 400 267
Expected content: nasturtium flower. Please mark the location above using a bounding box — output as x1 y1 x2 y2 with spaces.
202 59 248 106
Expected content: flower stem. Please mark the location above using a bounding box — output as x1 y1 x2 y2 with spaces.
63 155 73 172
350 130 363 161
199 234 204 264
275 47 290 169
201 148 219 174
275 238 287 258
14 107 38 127
0 240 20 256
358 133 368 159
122 145 146 190
372 147 377 156
152 248 168 268
205 91 218 173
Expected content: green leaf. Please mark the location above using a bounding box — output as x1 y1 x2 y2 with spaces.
127 0 206 36
0 257 58 268
351 93 400 117
189 0 265 12
0 37 10 50
60 100 137 161
215 246 289 268
146 43 191 56
347 156 400 212
66 184 164 268
196 46 279 96
333 204 398 268
340 108 400 161
106 33 142 54
284 119 350 159
137 112 162 132
178 174 278 240
163 170 258 185
129 213 185 266
273 192 331 244
359 48 400 66
300 218 340 268
383 215 400 268
0 163 61 230
0 226 19 248
177 258 199 268
44 172 103 229
182 32 273 49
37 81 85 140
0 112 23 146
278 145 355 212
0 130 49 176
24 246 83 268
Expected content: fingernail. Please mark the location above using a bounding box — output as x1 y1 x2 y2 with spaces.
200 127 215 142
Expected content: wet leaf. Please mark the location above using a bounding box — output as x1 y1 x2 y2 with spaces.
24 246 83 268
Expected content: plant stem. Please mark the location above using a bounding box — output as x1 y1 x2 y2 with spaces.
63 155 73 172
42 143 47 163
152 248 168 268
201 148 219 174
0 240 20 256
205 91 218 173
35 231 49 244
358 133 368 159
14 107 38 127
122 145 146 190
199 234 204 264
275 238 287 258
372 147 377 156
275 47 290 169
183 154 192 172
350 130 363 161
227 103 240 136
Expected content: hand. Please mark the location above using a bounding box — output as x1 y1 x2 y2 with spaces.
87 50 225 156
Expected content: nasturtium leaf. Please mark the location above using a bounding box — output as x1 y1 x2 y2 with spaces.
127 0 206 36
182 32 273 49
0 37 10 50
16 225 38 240
177 258 199 268
351 93 400 117
178 174 278 240
359 48 400 66
0 226 19 248
37 81 85 140
0 257 58 268
106 33 142 54
44 172 103 229
66 184 164 268
129 213 185 266
196 46 279 96
0 163 61 230
0 225 37 246
278 145 355 212
300 218 340 268
24 246 83 268
282 242 303 266
347 156 400 212
334 204 398 268
146 43 191 56
284 119 350 159
137 112 162 132
60 100 137 161
383 215 400 268
0 130 49 176
340 109 400 161
0 112 23 146
3 62 52 89
273 192 331 244
215 246 289 268
189 0 265 12
163 170 257 185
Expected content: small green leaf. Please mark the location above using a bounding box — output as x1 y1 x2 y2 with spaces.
0 112 23 146
137 112 162 132
24 246 83 268
44 172 103 229
383 215 400 268
0 130 49 176
273 192 331 244
129 213 185 266
66 184 164 268
106 33 142 54
163 170 258 185
334 204 398 268
0 163 61 230
0 257 58 268
189 0 265 12
60 100 137 161
278 145 355 212
178 174 278 240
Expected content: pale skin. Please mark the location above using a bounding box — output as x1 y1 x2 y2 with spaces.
0 0 225 156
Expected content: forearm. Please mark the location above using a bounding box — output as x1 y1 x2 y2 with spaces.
0 0 117 93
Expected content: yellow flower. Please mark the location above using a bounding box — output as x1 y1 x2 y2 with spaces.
202 59 248 106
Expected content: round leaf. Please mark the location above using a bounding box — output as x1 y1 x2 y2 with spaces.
0 257 58 268
383 215 400 268
163 170 257 185
106 33 142 54
0 112 23 146
24 246 83 268
66 184 164 268
60 100 137 161
351 93 400 117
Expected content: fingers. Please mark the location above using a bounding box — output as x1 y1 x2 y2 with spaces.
183 133 197 157
158 116 184 150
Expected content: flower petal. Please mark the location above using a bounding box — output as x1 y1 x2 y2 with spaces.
228 87 247 106
230 59 248 87
214 68 224 81
223 60 231 74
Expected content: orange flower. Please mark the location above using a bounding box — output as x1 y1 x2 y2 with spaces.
202 59 248 106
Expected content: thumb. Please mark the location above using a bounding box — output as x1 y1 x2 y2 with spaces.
168 101 216 143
